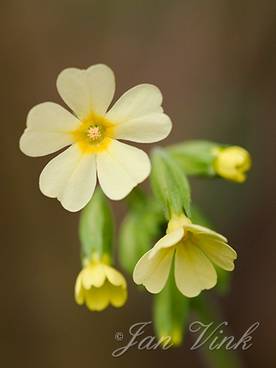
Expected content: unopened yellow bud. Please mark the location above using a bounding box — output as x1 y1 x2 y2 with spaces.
213 146 251 183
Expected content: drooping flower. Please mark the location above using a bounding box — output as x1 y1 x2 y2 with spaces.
213 146 251 183
20 64 172 211
75 258 127 312
133 215 237 298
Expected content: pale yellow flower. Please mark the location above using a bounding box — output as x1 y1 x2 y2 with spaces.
133 215 237 298
75 260 127 311
20 64 172 211
213 146 251 183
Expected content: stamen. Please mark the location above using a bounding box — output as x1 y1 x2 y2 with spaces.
87 125 102 140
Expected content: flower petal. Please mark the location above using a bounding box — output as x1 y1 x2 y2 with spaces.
187 224 227 243
133 249 153 284
149 228 184 258
106 84 163 123
96 140 151 200
85 284 110 312
133 248 174 294
104 266 126 287
81 263 106 289
109 284 127 308
57 64 115 119
174 241 217 297
197 239 237 271
114 112 172 143
39 144 97 212
20 102 80 157
74 274 85 305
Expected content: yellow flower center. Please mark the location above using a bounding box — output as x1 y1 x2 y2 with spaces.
167 214 191 233
71 113 115 154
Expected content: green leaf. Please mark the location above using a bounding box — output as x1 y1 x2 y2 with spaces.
153 271 190 346
150 148 191 219
79 188 114 263
168 140 219 176
119 195 164 274
124 187 148 212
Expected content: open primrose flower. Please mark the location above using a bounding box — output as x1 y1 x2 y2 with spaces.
75 257 127 312
133 215 237 297
20 64 172 211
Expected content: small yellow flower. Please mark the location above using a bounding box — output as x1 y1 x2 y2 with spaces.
213 146 251 183
75 259 127 311
133 215 237 298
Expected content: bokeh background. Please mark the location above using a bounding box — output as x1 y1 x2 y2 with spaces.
1 0 276 367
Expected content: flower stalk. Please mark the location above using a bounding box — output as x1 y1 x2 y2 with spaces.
76 188 127 311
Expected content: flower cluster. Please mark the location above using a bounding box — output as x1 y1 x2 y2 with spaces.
20 64 251 340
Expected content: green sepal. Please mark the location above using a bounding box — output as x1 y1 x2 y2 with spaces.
119 193 164 274
168 140 220 176
150 148 191 219
79 188 113 264
153 271 190 346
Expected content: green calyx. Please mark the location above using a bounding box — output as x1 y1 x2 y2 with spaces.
79 188 114 265
150 148 191 219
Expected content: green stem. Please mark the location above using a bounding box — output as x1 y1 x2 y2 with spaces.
191 296 243 368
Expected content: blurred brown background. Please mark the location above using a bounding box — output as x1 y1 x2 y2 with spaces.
1 0 276 367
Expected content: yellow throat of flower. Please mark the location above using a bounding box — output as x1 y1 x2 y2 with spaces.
71 113 115 154
167 214 191 233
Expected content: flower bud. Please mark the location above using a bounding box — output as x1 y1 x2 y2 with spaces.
213 146 251 183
